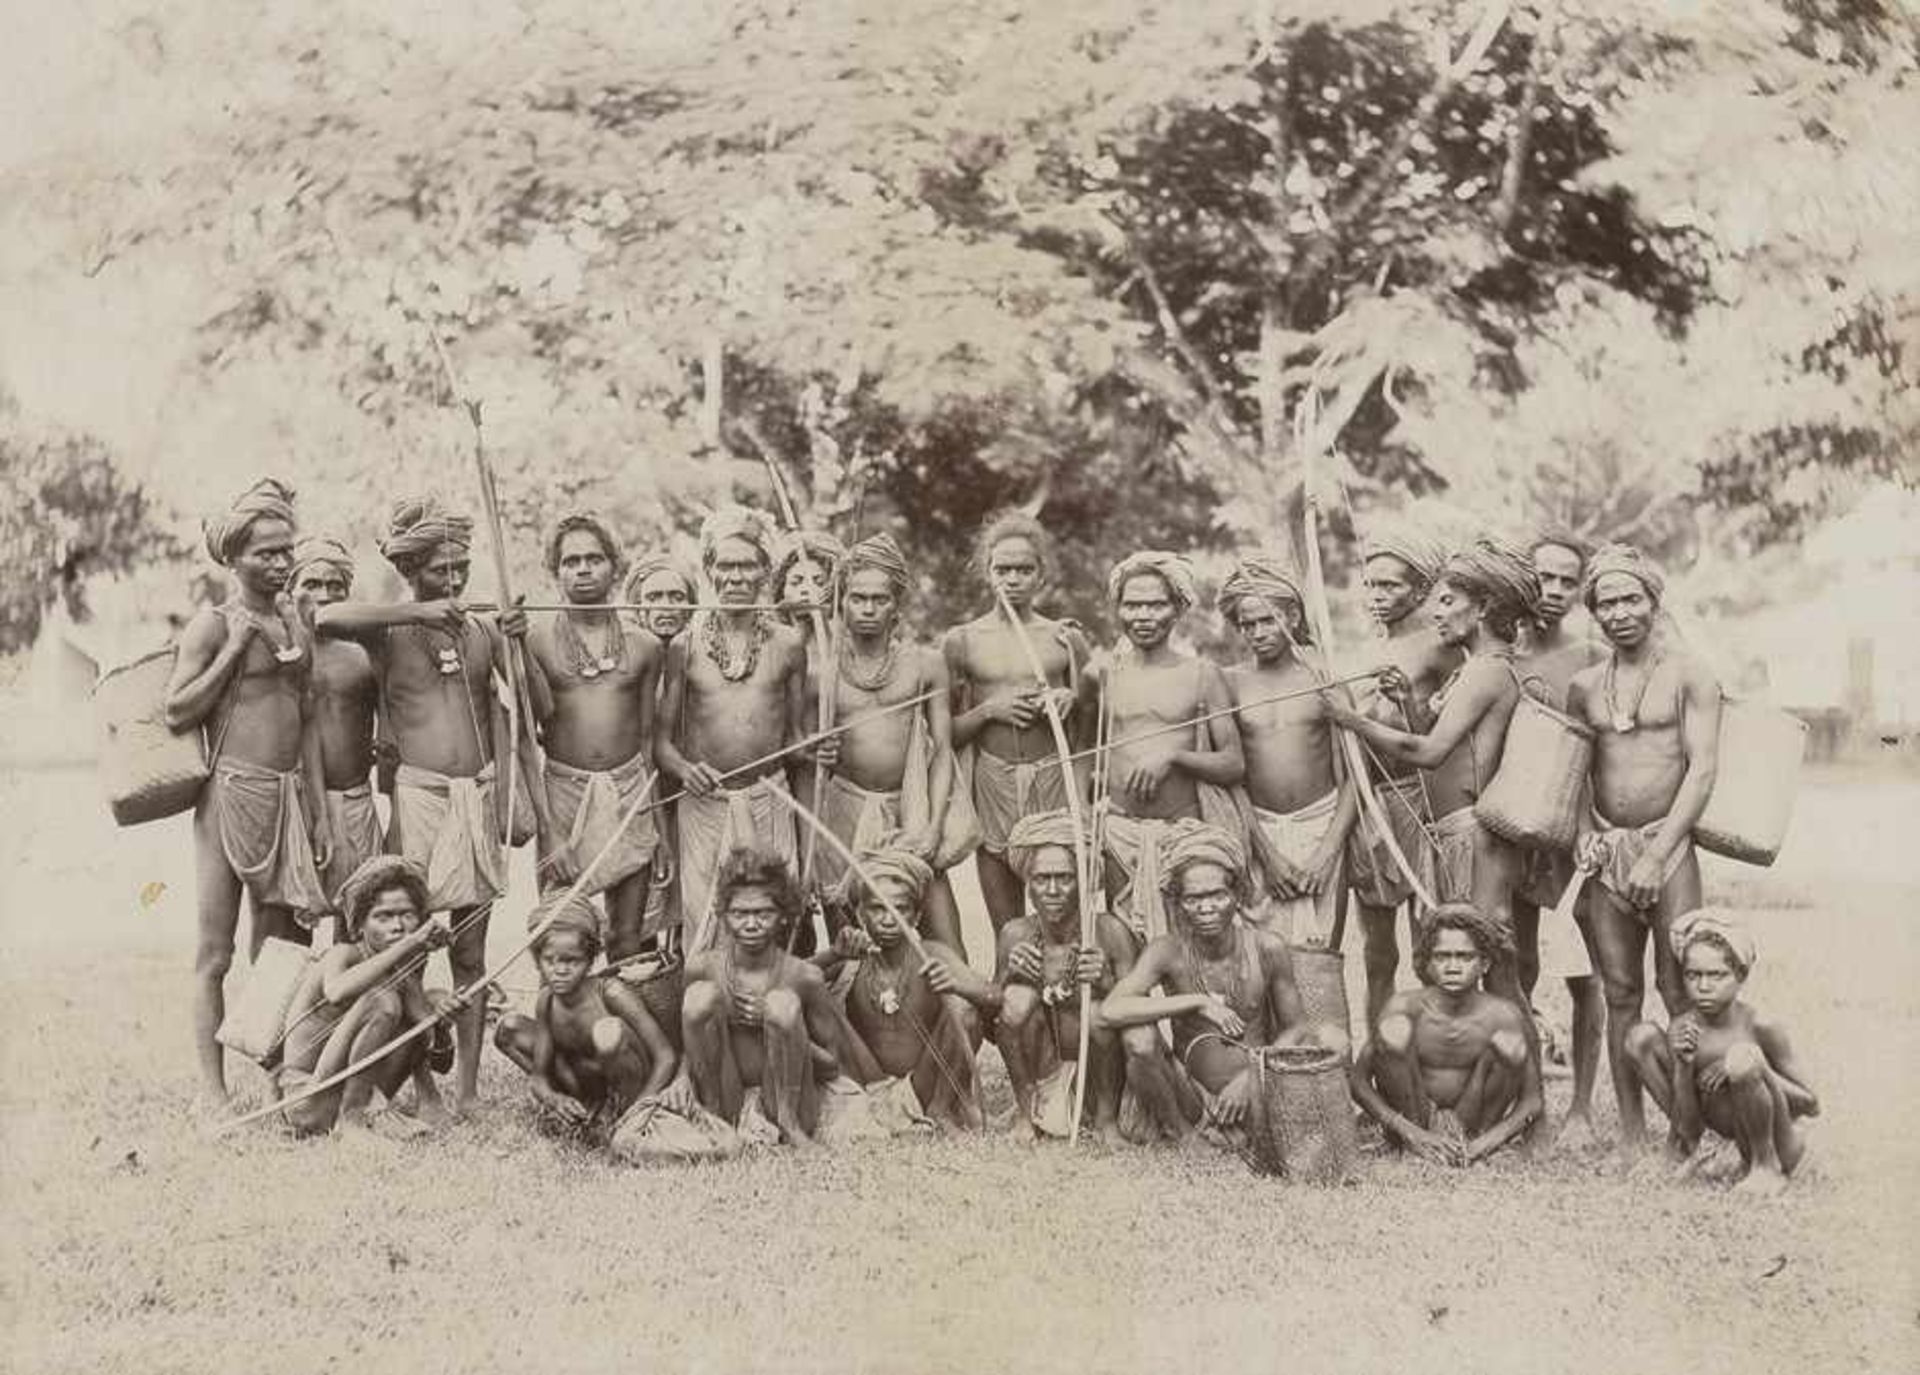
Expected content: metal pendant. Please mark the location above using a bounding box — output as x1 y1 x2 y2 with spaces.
579 661 601 679
1612 713 1636 734
273 644 304 665
437 648 462 676
598 655 617 673
879 989 901 1016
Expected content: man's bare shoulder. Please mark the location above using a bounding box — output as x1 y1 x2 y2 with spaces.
1472 990 1532 1033
1380 988 1430 1022
683 949 721 983
1250 928 1298 970
777 953 828 992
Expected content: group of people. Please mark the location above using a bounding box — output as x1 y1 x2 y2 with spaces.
163 478 1817 1192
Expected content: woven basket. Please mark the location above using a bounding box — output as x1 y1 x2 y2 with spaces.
1289 945 1352 1048
1245 1045 1360 1183
1476 693 1594 850
610 951 685 1050
216 937 314 1065
1695 700 1806 866
93 646 209 826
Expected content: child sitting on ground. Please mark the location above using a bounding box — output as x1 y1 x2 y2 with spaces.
278 855 452 1137
495 894 679 1140
1622 909 1818 1195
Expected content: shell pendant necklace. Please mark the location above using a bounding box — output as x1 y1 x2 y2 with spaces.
1604 651 1662 734
560 607 624 679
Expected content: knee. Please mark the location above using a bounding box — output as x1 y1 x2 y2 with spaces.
999 986 1037 1032
1120 1025 1161 1061
284 1100 330 1137
1601 970 1644 1012
1622 1020 1664 1062
682 981 724 1026
494 1013 532 1056
195 941 235 982
762 988 802 1030
1489 1027 1527 1067
590 1016 629 1059
1377 1012 1414 1056
1722 1041 1766 1085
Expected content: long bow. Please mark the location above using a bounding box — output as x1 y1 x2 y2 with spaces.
991 587 1096 1146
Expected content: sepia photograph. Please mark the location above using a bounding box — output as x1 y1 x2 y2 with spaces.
1 2 1916 1372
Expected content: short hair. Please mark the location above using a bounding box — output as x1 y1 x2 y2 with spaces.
533 913 602 963
339 856 430 940
1529 528 1593 566
971 509 1053 584
1677 928 1750 980
544 513 627 580
713 848 802 929
1413 904 1514 983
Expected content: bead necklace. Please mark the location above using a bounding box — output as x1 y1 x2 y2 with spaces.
701 610 769 682
838 633 901 693
558 607 625 679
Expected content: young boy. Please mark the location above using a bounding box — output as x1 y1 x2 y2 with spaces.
1349 904 1544 1166
278 856 451 1137
1622 910 1817 1195
494 895 679 1139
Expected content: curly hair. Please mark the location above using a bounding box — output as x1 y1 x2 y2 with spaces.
712 848 803 931
971 508 1054 585
1412 903 1514 984
338 856 430 940
1529 527 1593 566
544 512 627 581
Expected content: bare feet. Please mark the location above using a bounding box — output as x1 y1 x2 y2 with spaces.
1089 1120 1126 1149
340 1108 432 1143
1731 1165 1788 1198
407 1092 454 1129
1552 1113 1602 1155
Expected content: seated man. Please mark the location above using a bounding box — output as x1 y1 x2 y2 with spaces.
995 811 1137 1142
494 894 678 1140
278 856 452 1137
1621 911 1817 1196
1099 823 1324 1146
660 849 841 1147
814 846 996 1131
1350 905 1544 1166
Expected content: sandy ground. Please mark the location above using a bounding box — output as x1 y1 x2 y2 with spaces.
0 765 1914 1375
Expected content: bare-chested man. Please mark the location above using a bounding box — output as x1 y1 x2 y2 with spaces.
624 551 698 944
167 479 331 1105
1567 543 1721 1151
624 552 697 645
315 496 553 1113
995 812 1136 1142
774 529 845 919
811 534 969 955
943 511 1092 931
813 846 994 1131
522 513 662 964
1323 538 1541 1002
1343 525 1458 1024
288 537 384 913
661 849 842 1147
1350 904 1543 1166
1621 910 1817 1196
1517 530 1607 1144
1096 551 1244 945
1100 823 1326 1147
656 508 810 951
1218 556 1356 947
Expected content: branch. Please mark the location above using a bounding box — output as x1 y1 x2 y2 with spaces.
1132 248 1234 420
1493 6 1552 238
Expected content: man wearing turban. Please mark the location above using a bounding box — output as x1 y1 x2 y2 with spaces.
315 494 554 1114
1621 908 1818 1195
522 511 664 965
165 477 329 1105
1218 553 1358 950
289 536 386 915
940 509 1093 932
1100 821 1332 1148
1565 543 1724 1152
993 812 1137 1141
808 533 973 958
657 506 808 954
1097 549 1246 944
813 842 998 1135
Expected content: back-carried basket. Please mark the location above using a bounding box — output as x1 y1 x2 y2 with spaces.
1694 698 1807 867
1243 1045 1359 1184
608 948 685 1051
1476 693 1593 851
93 645 216 827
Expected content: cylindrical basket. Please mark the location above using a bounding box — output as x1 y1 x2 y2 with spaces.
1245 1045 1359 1184
1695 699 1807 866
610 952 685 1050
1476 693 1594 850
93 646 210 827
1288 945 1352 1048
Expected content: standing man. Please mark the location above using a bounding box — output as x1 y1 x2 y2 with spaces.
1217 555 1356 947
1567 544 1721 1153
523 512 662 965
1343 525 1457 1024
656 507 809 950
943 511 1092 931
814 534 970 955
624 550 698 943
1097 551 1244 944
288 536 384 914
1518 530 1607 1145
315 496 554 1114
167 479 330 1107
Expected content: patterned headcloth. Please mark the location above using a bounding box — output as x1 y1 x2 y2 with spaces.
840 532 911 602
1003 810 1085 884
1441 537 1542 625
623 551 697 604
203 478 297 566
1107 551 1199 613
288 536 355 591
530 888 605 954
699 506 778 569
1671 908 1756 977
849 843 936 911
1364 521 1449 592
1583 542 1666 610
380 496 474 572
338 855 429 940
1217 554 1311 644
1156 820 1251 905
